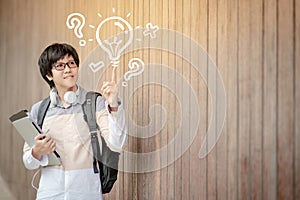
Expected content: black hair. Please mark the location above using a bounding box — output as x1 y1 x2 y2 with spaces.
38 43 80 88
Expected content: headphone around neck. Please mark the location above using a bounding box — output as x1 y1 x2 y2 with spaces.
49 87 79 106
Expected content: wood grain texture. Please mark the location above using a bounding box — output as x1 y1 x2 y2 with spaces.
263 0 278 199
226 0 239 200
277 0 295 199
296 0 300 199
207 0 218 199
249 1 263 199
0 0 298 199
237 0 254 199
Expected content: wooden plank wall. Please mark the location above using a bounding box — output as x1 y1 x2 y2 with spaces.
0 0 299 199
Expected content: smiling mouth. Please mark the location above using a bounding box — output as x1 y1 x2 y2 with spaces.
64 75 74 79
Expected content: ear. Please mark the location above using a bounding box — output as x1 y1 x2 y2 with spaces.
46 74 53 81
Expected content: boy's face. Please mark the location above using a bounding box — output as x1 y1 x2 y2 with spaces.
46 54 79 92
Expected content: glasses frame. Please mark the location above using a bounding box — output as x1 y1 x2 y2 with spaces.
52 60 78 71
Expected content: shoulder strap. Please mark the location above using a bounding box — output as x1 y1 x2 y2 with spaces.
83 91 120 193
37 97 51 128
82 91 102 174
82 91 101 133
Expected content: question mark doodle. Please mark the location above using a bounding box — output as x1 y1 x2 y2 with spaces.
66 13 86 46
122 58 145 87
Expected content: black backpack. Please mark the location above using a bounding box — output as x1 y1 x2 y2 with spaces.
37 91 120 194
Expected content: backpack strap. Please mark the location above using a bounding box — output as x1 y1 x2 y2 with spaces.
37 96 61 159
82 91 102 174
37 97 51 128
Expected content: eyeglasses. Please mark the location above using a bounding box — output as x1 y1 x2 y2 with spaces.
52 60 77 71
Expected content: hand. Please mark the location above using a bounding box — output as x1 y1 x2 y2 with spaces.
32 134 56 160
100 67 119 107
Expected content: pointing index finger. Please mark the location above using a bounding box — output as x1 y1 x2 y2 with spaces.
112 67 116 83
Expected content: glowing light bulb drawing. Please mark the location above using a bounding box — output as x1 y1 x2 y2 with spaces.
96 16 133 67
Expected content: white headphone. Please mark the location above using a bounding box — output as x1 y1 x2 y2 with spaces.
49 87 79 106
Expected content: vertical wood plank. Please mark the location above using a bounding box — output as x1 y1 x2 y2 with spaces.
8 1 23 199
182 0 191 199
167 0 176 199
295 0 300 199
189 0 209 199
238 0 251 199
198 0 209 199
160 1 169 199
138 0 150 199
263 0 278 199
1 0 300 200
149 0 162 198
0 0 10 190
277 0 295 199
174 0 183 199
216 0 228 198
249 0 263 199
226 0 239 199
207 0 217 199
0 1 14 199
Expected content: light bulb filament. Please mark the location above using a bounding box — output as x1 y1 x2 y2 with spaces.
104 36 122 60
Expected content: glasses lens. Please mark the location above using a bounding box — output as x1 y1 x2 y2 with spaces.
55 63 66 71
67 61 77 68
53 60 77 71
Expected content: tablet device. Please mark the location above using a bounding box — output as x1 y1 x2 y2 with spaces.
9 110 61 166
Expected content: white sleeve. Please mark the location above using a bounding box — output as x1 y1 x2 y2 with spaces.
105 100 127 151
23 147 48 170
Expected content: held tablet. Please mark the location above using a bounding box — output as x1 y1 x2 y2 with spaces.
9 110 61 166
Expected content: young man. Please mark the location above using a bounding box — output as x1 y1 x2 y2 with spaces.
23 43 126 200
